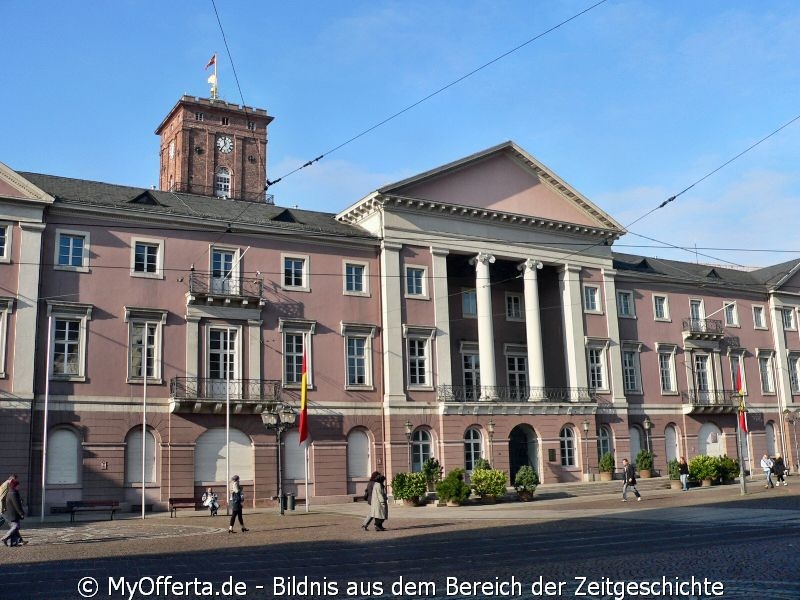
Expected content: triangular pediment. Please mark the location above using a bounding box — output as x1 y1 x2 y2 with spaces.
129 191 164 206
374 142 623 233
271 209 299 223
0 162 54 205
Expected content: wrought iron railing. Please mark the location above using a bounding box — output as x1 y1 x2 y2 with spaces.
170 377 281 402
188 271 264 299
170 181 274 204
680 389 737 406
681 318 724 335
437 385 595 403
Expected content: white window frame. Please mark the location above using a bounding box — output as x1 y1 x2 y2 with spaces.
282 253 310 292
694 353 712 392
689 298 705 321
752 305 767 330
559 426 576 467
585 337 610 392
462 289 477 318
130 237 165 279
341 322 376 390
758 350 776 394
788 352 800 395
583 285 601 313
411 428 432 472
403 325 435 390
404 265 429 299
124 307 167 384
54 228 90 272
48 301 93 381
652 294 670 321
215 167 231 198
0 298 12 377
655 343 678 395
616 290 635 318
210 246 240 295
723 301 739 327
0 222 11 263
505 343 528 401
460 341 481 401
505 292 524 321
782 308 796 331
343 260 369 296
205 325 241 398
279 319 316 388
464 427 483 472
621 341 643 394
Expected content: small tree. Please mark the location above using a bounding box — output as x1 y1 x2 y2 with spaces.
436 468 471 504
421 457 442 486
635 449 654 472
667 458 681 480
689 455 718 482
390 472 427 501
513 466 539 494
470 468 507 498
599 452 615 473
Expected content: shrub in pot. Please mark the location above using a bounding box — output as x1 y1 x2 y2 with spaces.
635 450 654 477
715 455 739 483
421 457 442 491
689 454 718 485
598 452 615 481
667 458 683 489
473 458 492 471
470 468 507 501
436 468 471 505
513 465 539 501
391 471 427 504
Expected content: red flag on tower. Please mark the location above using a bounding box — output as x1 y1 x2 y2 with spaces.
298 350 309 445
205 54 216 70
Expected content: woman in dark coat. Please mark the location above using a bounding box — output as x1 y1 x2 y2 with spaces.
773 454 787 486
369 474 388 531
1 479 25 547
361 471 381 531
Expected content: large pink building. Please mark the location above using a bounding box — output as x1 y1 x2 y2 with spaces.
0 95 798 513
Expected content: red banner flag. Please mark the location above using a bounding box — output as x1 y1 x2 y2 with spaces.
738 398 748 433
735 362 744 395
298 351 308 445
205 54 216 70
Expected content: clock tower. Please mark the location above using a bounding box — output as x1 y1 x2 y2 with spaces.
155 96 274 202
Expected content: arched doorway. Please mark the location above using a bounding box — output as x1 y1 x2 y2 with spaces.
697 422 723 456
508 424 539 482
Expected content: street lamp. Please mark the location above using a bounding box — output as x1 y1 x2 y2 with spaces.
643 416 652 453
582 418 590 479
783 409 800 473
404 420 413 470
487 420 495 464
261 403 298 515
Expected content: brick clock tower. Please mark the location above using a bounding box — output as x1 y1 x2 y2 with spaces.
155 96 274 202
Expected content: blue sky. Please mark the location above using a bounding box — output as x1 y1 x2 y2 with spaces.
5 1 800 267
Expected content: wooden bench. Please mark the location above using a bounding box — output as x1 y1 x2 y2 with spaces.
66 500 119 523
168 497 198 517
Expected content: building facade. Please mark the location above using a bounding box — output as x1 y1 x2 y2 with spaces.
1 96 799 514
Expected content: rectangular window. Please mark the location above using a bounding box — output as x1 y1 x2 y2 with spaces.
759 354 775 393
730 354 744 395
407 338 428 386
462 289 477 317
344 263 365 294
724 302 738 327
695 354 710 392
56 231 88 270
753 305 766 329
506 293 523 320
0 225 7 261
789 354 800 394
653 295 669 320
658 352 676 393
782 308 796 330
405 266 426 297
617 290 635 317
507 355 528 400
346 337 367 386
622 349 640 393
247 121 256 131
588 348 604 390
690 299 704 320
462 353 480 400
211 248 239 295
134 242 159 274
53 319 81 375
195 112 204 121
284 333 305 384
129 322 156 379
282 255 308 290
583 286 599 312
221 117 229 125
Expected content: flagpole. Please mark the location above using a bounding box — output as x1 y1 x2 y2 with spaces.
304 445 309 513
735 363 747 495
225 327 230 516
141 323 149 519
40 314 53 522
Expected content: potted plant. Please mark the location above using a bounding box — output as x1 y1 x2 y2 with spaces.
715 455 739 484
598 452 615 481
635 450 654 478
513 465 539 501
390 471 427 505
473 458 491 471
435 468 471 506
421 457 442 492
470 468 507 503
667 458 683 490
689 454 718 486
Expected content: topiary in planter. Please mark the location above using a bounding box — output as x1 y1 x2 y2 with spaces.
436 468 471 505
635 450 654 472
470 468 507 499
715 455 739 483
689 454 719 483
391 471 427 502
667 458 681 480
599 452 615 480
514 465 539 501
421 457 442 490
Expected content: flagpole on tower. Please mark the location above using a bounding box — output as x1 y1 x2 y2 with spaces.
205 53 218 100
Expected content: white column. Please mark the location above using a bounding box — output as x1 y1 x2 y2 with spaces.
560 264 587 389
13 222 45 397
431 247 452 388
248 319 262 380
519 259 545 394
470 252 496 399
381 242 406 404
185 315 200 378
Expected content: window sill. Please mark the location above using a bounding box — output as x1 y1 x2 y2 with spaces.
345 385 375 392
126 378 164 385
51 375 86 382
343 290 371 298
54 265 90 273
281 286 311 293
130 271 165 280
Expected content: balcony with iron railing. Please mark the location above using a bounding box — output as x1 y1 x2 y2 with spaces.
170 181 274 204
169 377 281 414
680 389 738 414
681 318 725 341
186 271 264 306
437 385 596 403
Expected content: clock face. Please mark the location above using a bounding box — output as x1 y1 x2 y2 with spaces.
216 136 233 154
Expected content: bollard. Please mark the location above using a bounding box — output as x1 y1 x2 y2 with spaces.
286 493 296 511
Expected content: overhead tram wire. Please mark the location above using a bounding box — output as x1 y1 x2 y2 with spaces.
263 0 610 190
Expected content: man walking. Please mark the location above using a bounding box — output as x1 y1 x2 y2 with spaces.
761 454 775 488
621 458 642 502
0 474 17 528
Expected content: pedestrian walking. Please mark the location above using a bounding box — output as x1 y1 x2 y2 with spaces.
1 477 27 546
0 473 16 528
360 471 381 531
201 487 219 516
773 454 787 486
621 458 642 502
761 454 775 488
227 475 248 533
678 456 690 491
369 474 388 531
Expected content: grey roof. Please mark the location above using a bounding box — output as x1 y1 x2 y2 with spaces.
612 251 800 294
20 172 377 241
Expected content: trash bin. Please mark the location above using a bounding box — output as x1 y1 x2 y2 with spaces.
286 493 296 511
